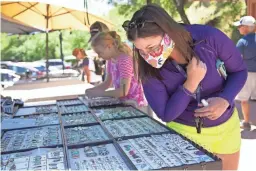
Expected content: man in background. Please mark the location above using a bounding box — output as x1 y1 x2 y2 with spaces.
234 16 256 130
88 21 109 82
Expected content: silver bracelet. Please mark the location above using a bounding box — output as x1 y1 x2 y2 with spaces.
182 86 193 96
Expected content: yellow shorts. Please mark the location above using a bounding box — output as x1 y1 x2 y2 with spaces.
167 108 241 154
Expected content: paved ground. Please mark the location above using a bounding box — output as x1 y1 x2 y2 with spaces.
1 78 93 102
235 101 256 171
1 78 255 171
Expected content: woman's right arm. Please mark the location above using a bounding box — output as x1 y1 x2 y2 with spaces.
143 58 206 122
143 78 194 122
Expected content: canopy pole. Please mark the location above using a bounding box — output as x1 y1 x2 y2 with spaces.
59 31 64 71
46 4 50 82
84 0 90 25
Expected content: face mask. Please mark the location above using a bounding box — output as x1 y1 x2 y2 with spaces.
139 34 175 68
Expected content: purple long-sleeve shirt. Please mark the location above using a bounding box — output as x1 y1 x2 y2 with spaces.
143 25 248 127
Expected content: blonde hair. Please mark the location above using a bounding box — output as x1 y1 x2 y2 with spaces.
91 31 132 57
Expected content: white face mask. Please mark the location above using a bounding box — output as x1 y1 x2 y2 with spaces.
139 34 175 68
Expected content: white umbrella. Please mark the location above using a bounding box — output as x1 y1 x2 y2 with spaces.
1 1 114 82
1 13 42 34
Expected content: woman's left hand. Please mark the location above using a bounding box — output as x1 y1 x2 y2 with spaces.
194 97 229 120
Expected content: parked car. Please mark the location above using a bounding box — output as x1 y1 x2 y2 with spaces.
48 66 79 78
32 61 79 78
0 69 20 88
38 59 72 70
19 62 46 79
1 61 41 80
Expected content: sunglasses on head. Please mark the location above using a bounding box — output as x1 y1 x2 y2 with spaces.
122 19 153 31
90 28 100 34
122 19 156 32
122 9 155 31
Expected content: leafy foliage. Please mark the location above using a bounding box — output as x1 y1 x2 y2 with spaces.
114 0 178 18
205 0 246 42
107 0 180 41
1 30 91 62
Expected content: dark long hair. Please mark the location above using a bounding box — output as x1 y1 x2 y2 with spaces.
124 4 196 82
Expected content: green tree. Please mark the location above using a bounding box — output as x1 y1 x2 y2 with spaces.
111 0 192 24
109 0 246 41
1 30 91 62
107 0 179 41
115 0 178 18
171 0 190 24
204 0 246 42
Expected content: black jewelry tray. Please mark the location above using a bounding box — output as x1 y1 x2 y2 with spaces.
2 112 60 130
61 111 98 127
62 123 113 147
66 140 137 170
1 145 68 171
78 96 123 108
101 116 170 138
115 131 221 170
1 125 63 154
14 104 58 116
58 103 90 114
91 105 147 121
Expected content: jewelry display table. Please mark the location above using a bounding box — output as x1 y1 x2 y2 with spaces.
1 97 222 171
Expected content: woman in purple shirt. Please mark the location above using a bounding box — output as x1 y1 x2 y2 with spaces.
123 4 247 170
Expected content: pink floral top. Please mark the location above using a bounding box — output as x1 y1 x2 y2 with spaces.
107 54 147 107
